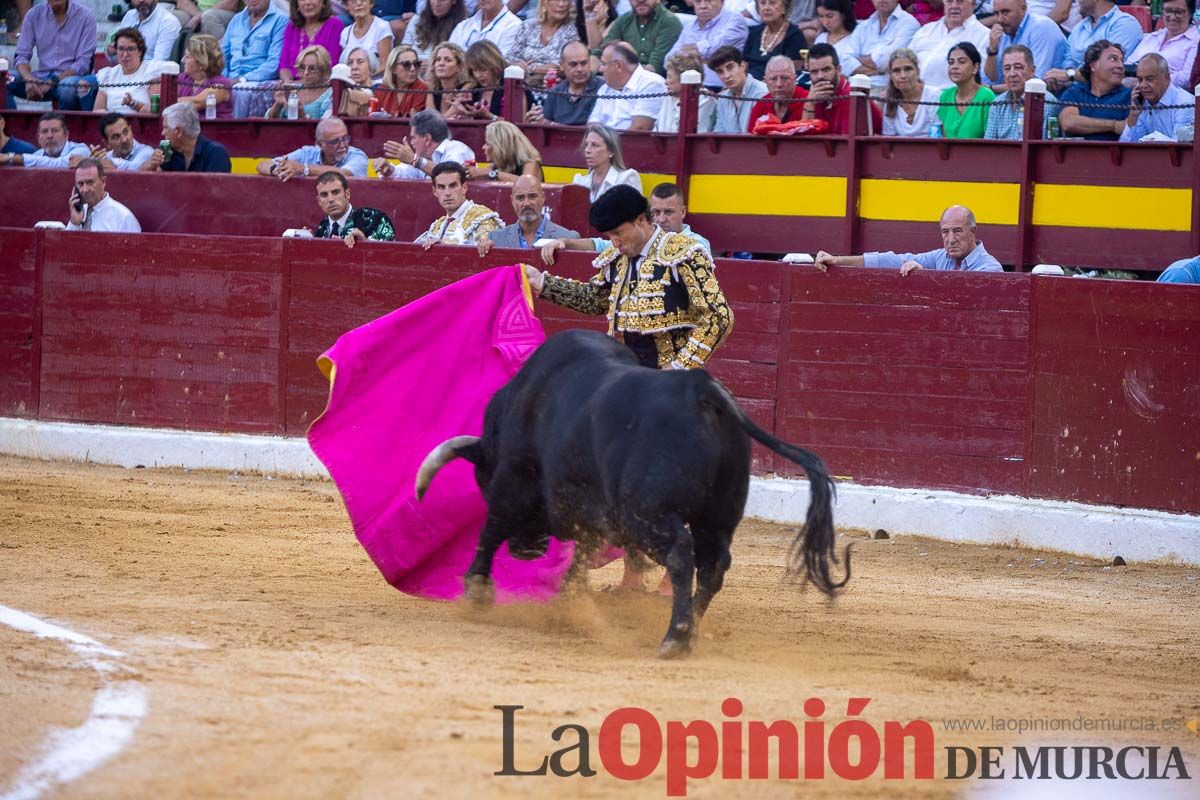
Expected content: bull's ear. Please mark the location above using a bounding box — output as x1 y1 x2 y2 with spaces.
454 440 485 465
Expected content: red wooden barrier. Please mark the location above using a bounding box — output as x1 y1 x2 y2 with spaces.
6 227 1199 514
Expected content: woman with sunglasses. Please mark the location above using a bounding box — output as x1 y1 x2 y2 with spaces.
375 44 429 116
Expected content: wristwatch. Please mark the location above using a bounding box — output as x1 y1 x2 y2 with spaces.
487 168 498 179
1067 68 1077 81
987 48 998 56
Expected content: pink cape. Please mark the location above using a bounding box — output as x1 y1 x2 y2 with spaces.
306 265 574 602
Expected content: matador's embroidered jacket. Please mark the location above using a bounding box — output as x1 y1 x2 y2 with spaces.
414 200 502 246
540 227 733 369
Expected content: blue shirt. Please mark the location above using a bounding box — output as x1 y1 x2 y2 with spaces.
984 90 1059 139
865 240 1003 271
23 140 90 168
164 135 232 173
1059 81 1132 140
1065 6 1144 69
108 140 155 170
681 224 713 257
986 12 1067 82
1158 256 1200 283
1119 82 1194 142
222 7 287 83
2 136 37 155
283 144 369 177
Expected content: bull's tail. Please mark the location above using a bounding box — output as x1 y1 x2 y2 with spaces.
414 435 482 500
698 378 849 597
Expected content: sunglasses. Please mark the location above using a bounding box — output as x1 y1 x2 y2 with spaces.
396 60 419 69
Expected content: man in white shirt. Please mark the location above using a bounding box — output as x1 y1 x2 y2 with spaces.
117 0 183 61
448 0 521 55
589 41 668 131
0 112 90 168
843 0 921 89
374 109 476 180
97 113 157 171
908 0 992 89
65 159 142 233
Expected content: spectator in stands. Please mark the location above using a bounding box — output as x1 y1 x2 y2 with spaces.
882 47 940 135
312 171 396 245
8 0 99 111
117 0 183 61
176 0 242 41
938 42 994 137
788 0 821 42
456 40 515 120
1 113 90 168
402 0 467 65
158 102 233 172
281 0 345 80
1058 39 1132 140
983 0 1066 85
1157 255 1200 283
801 42 884 133
260 116 365 178
1120 53 1194 142
1026 0 1079 30
509 0 581 87
478 175 581 254
812 0 858 75
572 124 642 201
222 0 289 117
709 45 769 132
267 45 335 118
816 205 1002 273
839 0 919 91
470 119 543 180
984 44 1059 139
743 0 808 80
749 55 808 128
667 0 752 86
340 0 394 74
179 35 235 119
649 182 712 255
655 49 718 131
95 29 167 116
581 0 620 64
425 42 473 115
1128 0 1198 91
375 45 430 116
1044 0 1142 92
603 0 682 76
526 41 604 124
338 46 381 115
96 112 156 171
416 161 503 247
448 0 520 54
65 159 142 234
908 0 991 90
375 108 476 178
0 115 37 156
589 41 668 130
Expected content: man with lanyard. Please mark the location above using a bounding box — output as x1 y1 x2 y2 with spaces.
477 176 579 255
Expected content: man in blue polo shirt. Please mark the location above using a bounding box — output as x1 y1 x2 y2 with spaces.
221 0 287 117
983 0 1066 85
256 118 369 181
1043 0 1143 91
815 206 1003 274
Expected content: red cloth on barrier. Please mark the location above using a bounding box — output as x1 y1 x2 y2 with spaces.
307 265 574 602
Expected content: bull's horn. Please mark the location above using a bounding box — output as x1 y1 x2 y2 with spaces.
414 436 480 500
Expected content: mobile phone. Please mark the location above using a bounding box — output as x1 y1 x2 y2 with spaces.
71 188 84 213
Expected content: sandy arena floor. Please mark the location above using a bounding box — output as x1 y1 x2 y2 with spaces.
0 456 1197 799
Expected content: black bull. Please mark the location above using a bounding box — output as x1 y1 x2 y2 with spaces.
415 330 849 658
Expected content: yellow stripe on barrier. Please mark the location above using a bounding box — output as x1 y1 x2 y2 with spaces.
860 179 1020 225
1032 184 1192 231
687 174 847 217
542 166 675 197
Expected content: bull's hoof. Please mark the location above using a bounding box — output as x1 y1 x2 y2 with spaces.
464 575 495 607
657 637 692 660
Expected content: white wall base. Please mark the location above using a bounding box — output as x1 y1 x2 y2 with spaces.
0 418 1195 565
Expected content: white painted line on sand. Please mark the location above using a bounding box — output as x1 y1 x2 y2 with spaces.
0 605 147 800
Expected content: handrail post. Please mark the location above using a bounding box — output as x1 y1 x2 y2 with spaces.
1192 84 1200 253
0 59 8 109
158 61 179 112
330 63 350 117
843 74 871 255
675 69 701 202
502 65 525 123
1015 78 1047 272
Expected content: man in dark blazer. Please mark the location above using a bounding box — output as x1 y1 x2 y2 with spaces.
313 171 394 247
477 176 579 256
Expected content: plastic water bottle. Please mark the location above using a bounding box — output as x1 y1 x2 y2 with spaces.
0 19 8 45
205 91 217 120
929 122 943 138
286 89 299 120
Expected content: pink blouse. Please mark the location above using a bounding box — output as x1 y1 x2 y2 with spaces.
280 17 345 75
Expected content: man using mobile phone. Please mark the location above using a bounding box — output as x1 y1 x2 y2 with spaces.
65 159 142 233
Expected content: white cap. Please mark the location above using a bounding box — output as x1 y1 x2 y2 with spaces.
849 74 871 92
681 69 702 85
1024 78 1047 95
330 63 353 83
1031 264 1065 275
782 252 815 264
158 61 180 76
504 64 526 80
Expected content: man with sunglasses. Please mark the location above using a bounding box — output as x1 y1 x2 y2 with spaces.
257 117 370 180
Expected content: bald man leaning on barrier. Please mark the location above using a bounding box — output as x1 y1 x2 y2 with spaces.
816 205 1004 275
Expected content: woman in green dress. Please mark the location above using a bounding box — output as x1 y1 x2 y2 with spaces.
938 42 995 139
